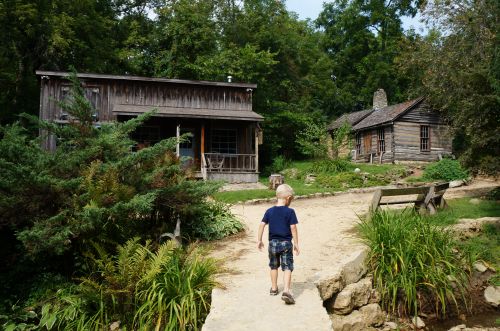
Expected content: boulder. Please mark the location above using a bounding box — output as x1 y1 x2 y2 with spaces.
354 168 361 173
473 261 488 273
330 310 365 331
315 248 368 301
305 174 316 184
383 321 398 330
333 278 373 314
359 303 385 327
449 180 464 188
484 285 500 307
469 198 481 205
369 288 381 304
412 316 425 329
448 325 466 331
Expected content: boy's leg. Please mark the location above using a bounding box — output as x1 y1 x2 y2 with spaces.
270 269 278 290
283 269 292 293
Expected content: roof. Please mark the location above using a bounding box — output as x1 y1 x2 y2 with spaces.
35 70 257 89
352 97 424 130
113 104 264 122
327 109 373 131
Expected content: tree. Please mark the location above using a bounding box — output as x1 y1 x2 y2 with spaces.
399 0 500 174
316 0 422 116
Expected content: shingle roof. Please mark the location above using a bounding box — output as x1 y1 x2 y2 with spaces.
327 109 374 131
352 97 424 130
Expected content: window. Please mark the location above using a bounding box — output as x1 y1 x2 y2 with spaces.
59 85 100 121
355 133 361 156
132 125 160 146
420 125 430 151
377 128 385 153
211 129 237 154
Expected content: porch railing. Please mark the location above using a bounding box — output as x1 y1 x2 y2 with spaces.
203 153 256 173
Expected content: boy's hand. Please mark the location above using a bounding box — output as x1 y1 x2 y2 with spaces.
257 241 264 251
294 245 300 256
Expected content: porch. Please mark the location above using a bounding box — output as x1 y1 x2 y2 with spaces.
119 115 262 183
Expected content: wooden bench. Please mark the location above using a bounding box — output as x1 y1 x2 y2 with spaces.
371 182 450 215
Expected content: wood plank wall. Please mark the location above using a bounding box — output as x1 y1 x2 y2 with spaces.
393 122 452 161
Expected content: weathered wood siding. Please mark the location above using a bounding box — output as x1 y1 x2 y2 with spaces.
393 102 452 162
393 122 452 161
354 126 393 163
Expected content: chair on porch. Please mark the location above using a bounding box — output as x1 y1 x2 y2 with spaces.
205 154 225 172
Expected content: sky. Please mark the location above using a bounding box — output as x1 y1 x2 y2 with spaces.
285 0 427 33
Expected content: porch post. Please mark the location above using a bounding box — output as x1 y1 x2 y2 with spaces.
176 124 180 157
255 126 259 172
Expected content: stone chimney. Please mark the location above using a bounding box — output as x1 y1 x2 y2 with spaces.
373 89 388 110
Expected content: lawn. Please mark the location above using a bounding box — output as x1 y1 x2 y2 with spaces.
214 160 407 204
428 198 500 226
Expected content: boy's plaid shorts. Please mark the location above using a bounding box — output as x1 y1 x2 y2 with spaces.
268 239 294 271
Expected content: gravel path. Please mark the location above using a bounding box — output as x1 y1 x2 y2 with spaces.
202 179 499 331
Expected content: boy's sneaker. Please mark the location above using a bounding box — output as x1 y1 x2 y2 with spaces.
270 288 279 296
281 292 295 304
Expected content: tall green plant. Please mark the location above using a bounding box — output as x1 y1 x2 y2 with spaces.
38 239 219 331
358 210 470 318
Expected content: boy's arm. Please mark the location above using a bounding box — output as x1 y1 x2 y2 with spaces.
291 224 300 255
257 222 267 251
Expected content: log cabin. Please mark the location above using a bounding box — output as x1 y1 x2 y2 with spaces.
328 89 452 163
36 71 263 183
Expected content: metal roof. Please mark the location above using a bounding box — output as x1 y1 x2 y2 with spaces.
352 97 424 130
35 70 257 89
113 104 264 122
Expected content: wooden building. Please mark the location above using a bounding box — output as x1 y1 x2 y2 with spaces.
36 71 263 183
328 89 452 163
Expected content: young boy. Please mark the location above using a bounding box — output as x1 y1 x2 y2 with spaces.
257 184 300 304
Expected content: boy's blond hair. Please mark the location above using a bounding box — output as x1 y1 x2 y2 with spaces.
276 184 294 199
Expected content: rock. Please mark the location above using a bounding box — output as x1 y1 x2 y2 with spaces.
333 278 373 314
383 321 398 330
359 303 385 327
316 269 345 301
110 321 121 331
448 325 466 331
469 198 481 205
473 261 488 273
369 288 381 303
412 316 425 329
452 217 500 239
449 179 464 188
315 248 368 301
305 174 316 184
342 248 368 285
330 310 365 331
484 285 500 307
354 168 361 173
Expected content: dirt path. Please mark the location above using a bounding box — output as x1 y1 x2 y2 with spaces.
202 179 499 331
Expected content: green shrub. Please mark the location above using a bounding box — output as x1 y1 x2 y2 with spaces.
422 159 469 182
264 155 290 175
485 187 500 201
358 210 470 318
38 239 219 330
316 172 387 189
186 201 243 241
310 158 353 174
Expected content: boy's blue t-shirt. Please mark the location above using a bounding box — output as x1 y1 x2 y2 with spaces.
262 206 298 241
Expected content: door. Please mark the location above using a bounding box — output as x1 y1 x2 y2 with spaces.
363 131 372 154
179 128 196 159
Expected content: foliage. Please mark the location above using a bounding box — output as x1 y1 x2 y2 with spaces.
331 121 352 158
422 159 469 182
428 198 500 226
263 155 291 175
296 121 329 159
399 0 500 174
358 209 470 318
0 74 226 322
37 239 218 330
311 158 354 174
185 202 244 241
316 172 387 189
485 187 500 201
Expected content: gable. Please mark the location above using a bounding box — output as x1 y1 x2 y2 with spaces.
396 102 444 125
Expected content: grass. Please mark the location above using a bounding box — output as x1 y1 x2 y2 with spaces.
428 198 500 226
214 159 407 203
